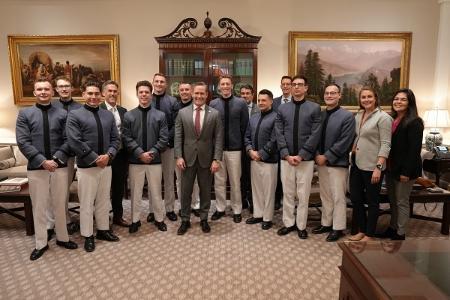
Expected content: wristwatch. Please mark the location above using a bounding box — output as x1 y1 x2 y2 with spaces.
376 163 383 170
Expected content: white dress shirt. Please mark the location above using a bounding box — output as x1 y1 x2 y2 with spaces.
281 95 292 104
105 101 121 136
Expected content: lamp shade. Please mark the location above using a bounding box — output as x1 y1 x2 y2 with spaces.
423 108 450 129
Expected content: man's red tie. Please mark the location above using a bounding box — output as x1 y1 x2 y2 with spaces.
195 106 201 136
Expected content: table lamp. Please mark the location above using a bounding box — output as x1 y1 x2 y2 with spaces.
423 108 449 151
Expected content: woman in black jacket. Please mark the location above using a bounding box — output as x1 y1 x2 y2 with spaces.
383 88 424 240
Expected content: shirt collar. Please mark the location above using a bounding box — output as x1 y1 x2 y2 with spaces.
104 101 116 111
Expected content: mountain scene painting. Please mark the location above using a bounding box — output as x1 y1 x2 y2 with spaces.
296 39 406 106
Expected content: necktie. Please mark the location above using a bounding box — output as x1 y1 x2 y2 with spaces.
283 98 289 104
195 106 201 136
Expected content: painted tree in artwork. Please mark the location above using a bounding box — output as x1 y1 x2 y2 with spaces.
303 49 325 100
324 73 335 86
380 77 391 104
363 73 381 97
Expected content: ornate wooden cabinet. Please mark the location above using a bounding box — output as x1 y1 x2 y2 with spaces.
155 13 261 100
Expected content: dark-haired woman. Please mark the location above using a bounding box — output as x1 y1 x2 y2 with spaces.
383 89 424 240
349 87 392 242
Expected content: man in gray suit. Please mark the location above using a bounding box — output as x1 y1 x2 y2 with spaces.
175 82 223 235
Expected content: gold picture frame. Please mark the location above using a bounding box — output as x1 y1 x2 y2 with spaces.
288 31 412 109
8 34 120 106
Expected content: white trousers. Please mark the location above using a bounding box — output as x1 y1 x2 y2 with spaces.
251 161 277 221
159 148 176 212
175 162 200 209
317 165 348 230
77 166 112 237
28 168 69 250
47 157 75 229
214 151 242 214
129 164 164 223
280 160 314 230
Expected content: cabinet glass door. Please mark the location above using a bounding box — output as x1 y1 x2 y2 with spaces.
163 52 204 97
210 52 254 99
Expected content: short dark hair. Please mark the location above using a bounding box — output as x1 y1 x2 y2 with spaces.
324 83 341 93
102 80 119 91
258 89 273 99
81 81 101 92
358 86 379 109
240 84 254 94
34 78 53 88
292 75 308 85
54 76 71 86
280 75 292 83
135 80 153 93
192 81 208 90
218 74 233 83
153 73 166 80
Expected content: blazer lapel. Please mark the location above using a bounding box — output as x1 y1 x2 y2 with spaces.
187 105 196 136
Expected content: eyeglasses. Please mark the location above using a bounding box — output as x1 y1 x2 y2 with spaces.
57 85 71 89
292 83 305 87
324 91 339 96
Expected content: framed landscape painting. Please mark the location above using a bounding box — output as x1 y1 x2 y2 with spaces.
8 35 120 106
288 31 412 109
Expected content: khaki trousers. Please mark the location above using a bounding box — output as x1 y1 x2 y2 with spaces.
129 164 164 223
47 157 75 229
214 151 242 214
317 165 348 230
251 161 277 221
280 160 314 230
386 173 414 235
175 163 200 209
160 148 175 212
28 168 69 250
77 166 112 237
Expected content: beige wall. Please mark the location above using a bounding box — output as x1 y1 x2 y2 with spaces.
0 0 440 138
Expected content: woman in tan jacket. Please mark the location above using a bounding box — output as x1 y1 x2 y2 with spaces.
349 87 392 241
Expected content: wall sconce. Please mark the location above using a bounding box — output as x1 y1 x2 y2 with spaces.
423 108 450 151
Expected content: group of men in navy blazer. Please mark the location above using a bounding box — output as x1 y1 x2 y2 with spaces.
17 72 355 260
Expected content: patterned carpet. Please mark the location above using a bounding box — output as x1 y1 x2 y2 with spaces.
0 199 448 300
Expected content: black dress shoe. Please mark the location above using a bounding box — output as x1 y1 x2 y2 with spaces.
84 236 95 252
391 232 406 240
277 225 297 236
326 230 344 242
67 222 80 235
211 211 225 221
155 221 167 232
30 245 49 261
166 211 178 222
129 221 141 234
246 217 263 224
147 213 155 223
261 221 273 230
96 230 120 242
377 227 396 239
192 209 200 217
200 220 211 233
177 221 191 235
312 225 332 234
56 240 78 249
274 201 282 211
47 229 55 241
298 229 308 239
233 214 242 223
113 217 130 228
